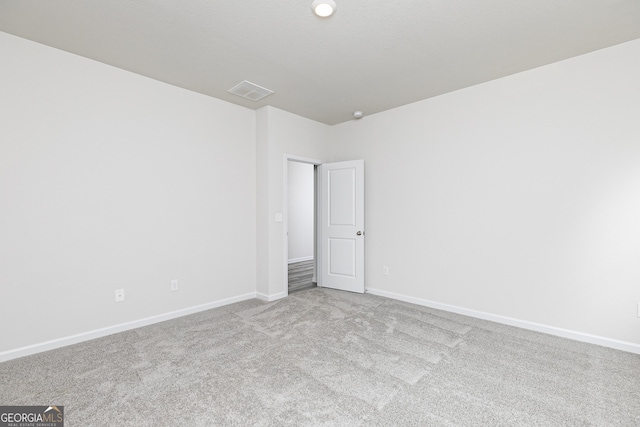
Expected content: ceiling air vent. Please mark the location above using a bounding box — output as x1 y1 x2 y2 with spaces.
228 80 273 101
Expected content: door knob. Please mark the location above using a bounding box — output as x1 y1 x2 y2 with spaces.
356 231 362 236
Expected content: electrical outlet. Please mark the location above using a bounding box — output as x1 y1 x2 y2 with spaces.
383 266 389 276
115 289 125 302
171 279 179 291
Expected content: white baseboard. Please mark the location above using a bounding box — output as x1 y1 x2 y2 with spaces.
0 292 257 363
288 256 313 264
256 291 287 302
365 287 640 355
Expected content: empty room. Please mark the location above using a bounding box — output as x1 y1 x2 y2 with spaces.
1 1 640 425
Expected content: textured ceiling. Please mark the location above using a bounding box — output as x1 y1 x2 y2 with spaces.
1 0 640 125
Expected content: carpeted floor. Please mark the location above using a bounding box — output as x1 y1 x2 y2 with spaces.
1 288 639 426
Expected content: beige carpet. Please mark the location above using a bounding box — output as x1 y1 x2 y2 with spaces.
1 288 639 426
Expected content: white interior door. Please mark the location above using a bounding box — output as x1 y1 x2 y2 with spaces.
319 160 364 293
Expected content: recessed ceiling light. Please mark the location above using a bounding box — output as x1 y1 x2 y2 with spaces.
312 0 337 17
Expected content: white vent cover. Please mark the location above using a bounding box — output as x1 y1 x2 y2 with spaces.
228 80 273 101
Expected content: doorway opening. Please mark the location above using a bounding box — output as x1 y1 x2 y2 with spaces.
284 156 365 296
286 158 318 294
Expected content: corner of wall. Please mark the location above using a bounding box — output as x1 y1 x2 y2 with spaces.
255 107 270 297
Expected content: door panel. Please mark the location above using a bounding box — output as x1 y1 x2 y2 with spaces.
328 168 356 226
328 238 356 277
320 160 364 293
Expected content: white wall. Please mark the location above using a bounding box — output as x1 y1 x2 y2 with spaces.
330 39 640 347
0 32 257 355
256 106 330 299
287 161 314 262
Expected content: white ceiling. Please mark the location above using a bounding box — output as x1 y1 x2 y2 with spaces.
1 0 640 125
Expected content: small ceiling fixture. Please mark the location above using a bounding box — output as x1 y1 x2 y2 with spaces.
312 0 337 17
353 111 363 119
228 80 273 101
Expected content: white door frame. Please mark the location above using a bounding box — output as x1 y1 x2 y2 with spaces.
283 154 323 297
